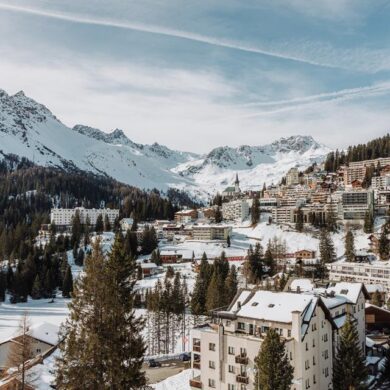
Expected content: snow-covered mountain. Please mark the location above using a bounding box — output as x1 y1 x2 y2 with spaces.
0 89 331 199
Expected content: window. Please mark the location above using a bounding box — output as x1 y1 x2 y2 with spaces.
312 339 315 347
228 365 235 373
36 348 41 353
228 346 235 355
251 302 258 306
240 385 246 390
209 343 216 351
240 347 246 355
238 322 245 331
226 320 231 326
305 360 310 370
288 329 291 337
209 361 215 369
313 375 316 384
228 385 236 390
208 379 216 388
312 323 316 331
305 342 308 351
324 367 329 377
313 356 316 366
290 352 293 360
324 334 328 342
324 350 329 360
305 378 310 389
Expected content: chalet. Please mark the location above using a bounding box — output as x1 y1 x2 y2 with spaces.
295 249 316 260
174 209 198 224
366 304 390 333
0 322 59 373
159 251 183 264
139 262 159 278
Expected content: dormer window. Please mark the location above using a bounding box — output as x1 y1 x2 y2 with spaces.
251 302 259 306
340 289 349 295
268 304 275 308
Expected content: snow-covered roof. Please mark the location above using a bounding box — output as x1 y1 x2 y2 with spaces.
232 290 314 323
325 282 364 304
28 322 60 346
140 262 158 269
290 279 314 292
365 284 385 293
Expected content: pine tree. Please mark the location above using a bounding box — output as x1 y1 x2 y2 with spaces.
333 316 368 390
56 236 146 389
95 214 104 233
70 211 82 247
251 196 260 225
319 229 336 264
224 265 238 305
254 328 293 390
295 207 304 232
345 230 355 262
191 253 210 315
31 275 42 299
103 214 111 232
379 226 390 260
215 206 222 223
264 241 275 276
226 235 231 247
363 211 374 234
62 265 73 298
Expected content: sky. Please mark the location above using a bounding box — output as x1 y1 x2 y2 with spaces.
0 0 390 153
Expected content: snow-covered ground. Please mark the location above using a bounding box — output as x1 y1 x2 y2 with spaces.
0 295 70 343
152 369 199 390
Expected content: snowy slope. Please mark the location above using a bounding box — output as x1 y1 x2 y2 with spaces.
0 89 330 199
173 135 331 196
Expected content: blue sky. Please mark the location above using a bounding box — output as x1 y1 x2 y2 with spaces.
0 0 390 152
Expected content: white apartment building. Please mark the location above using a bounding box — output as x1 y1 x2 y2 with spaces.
271 206 294 224
50 207 119 227
286 167 300 186
329 261 390 292
192 225 232 241
372 174 390 189
222 200 249 222
190 283 368 390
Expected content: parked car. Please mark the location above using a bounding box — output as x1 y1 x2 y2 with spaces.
179 353 191 361
148 359 161 368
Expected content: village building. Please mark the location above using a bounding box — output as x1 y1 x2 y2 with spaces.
50 207 119 227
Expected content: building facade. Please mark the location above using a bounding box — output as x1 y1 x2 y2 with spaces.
50 207 119 227
222 200 249 222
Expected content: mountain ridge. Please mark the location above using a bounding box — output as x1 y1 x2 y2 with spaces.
0 89 331 199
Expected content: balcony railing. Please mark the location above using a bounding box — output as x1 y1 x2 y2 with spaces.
235 354 248 365
236 374 249 384
193 344 201 352
193 361 201 369
189 376 202 389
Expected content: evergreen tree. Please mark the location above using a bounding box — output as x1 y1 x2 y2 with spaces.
251 196 260 225
254 328 293 390
295 207 304 232
62 265 73 298
70 211 82 247
333 316 368 390
206 252 229 311
215 206 222 223
345 230 355 262
326 201 338 232
191 253 210 315
0 271 6 301
264 241 275 276
224 265 238 305
31 275 43 299
103 215 111 232
226 235 231 247
166 266 175 278
75 248 85 266
246 243 264 283
363 211 374 234
318 229 336 279
56 236 146 389
95 214 104 233
378 226 390 260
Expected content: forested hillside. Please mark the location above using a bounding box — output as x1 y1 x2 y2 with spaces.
324 134 390 172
